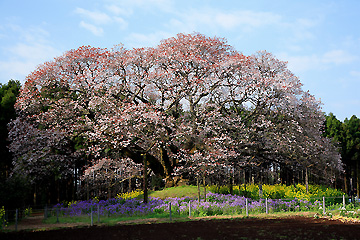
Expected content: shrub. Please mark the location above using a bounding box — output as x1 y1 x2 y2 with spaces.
116 190 143 200
24 207 32 216
208 184 345 201
0 206 6 230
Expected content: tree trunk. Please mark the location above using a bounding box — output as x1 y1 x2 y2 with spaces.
121 145 167 177
86 179 89 200
33 184 37 206
301 169 304 185
228 175 233 195
243 168 247 197
73 167 77 200
129 177 132 192
344 170 348 194
243 168 246 185
305 168 309 194
47 187 51 205
357 161 360 198
108 179 111 200
249 168 252 184
197 177 200 202
143 154 148 204
203 174 206 202
56 179 60 203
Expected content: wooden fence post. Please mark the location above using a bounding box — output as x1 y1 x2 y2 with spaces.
97 204 100 223
169 202 172 221
56 208 59 223
265 198 269 214
246 199 249 217
15 209 18 231
189 201 191 217
91 206 93 226
44 205 47 220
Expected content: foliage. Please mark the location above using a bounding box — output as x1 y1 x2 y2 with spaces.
0 206 6 229
340 207 360 218
8 33 342 197
0 175 30 209
0 80 24 207
324 113 344 144
324 113 360 194
50 192 322 221
116 190 143 200
42 185 360 225
208 184 345 201
0 80 20 141
343 116 360 164
64 200 78 208
24 207 32 216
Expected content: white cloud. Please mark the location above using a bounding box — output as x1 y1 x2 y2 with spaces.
105 5 132 16
350 71 360 78
278 50 358 73
172 9 282 32
279 54 321 73
74 6 129 35
126 31 173 48
0 60 36 81
215 11 282 29
0 23 62 83
75 8 112 24
323 50 358 65
290 18 319 41
0 43 61 82
114 17 128 30
163 6 321 54
79 21 104 36
8 43 59 61
112 0 175 12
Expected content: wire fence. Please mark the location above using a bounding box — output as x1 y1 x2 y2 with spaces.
2 195 360 231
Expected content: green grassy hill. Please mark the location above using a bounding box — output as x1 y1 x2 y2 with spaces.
148 185 206 199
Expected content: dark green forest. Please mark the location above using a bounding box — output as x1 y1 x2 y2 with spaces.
324 113 360 196
0 80 30 209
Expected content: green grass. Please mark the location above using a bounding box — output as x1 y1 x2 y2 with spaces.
44 215 90 224
43 213 190 225
149 185 206 199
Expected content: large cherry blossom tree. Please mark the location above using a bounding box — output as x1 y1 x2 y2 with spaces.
9 33 342 199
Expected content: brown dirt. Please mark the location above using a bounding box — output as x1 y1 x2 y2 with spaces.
1 213 360 240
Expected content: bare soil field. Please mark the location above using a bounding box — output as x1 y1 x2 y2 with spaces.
1 214 360 240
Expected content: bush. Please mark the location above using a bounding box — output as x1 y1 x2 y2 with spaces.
208 184 345 200
116 190 143 200
0 206 6 230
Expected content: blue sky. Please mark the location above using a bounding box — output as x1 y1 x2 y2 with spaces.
0 0 359 121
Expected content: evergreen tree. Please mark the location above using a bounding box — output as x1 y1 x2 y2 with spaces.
0 80 28 208
0 80 21 178
324 113 344 144
324 113 360 196
343 116 360 196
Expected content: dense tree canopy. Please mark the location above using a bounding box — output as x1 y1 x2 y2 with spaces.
324 113 360 196
0 80 21 178
0 80 29 208
8 33 342 200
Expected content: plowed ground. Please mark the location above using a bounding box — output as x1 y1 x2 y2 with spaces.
1 215 360 240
